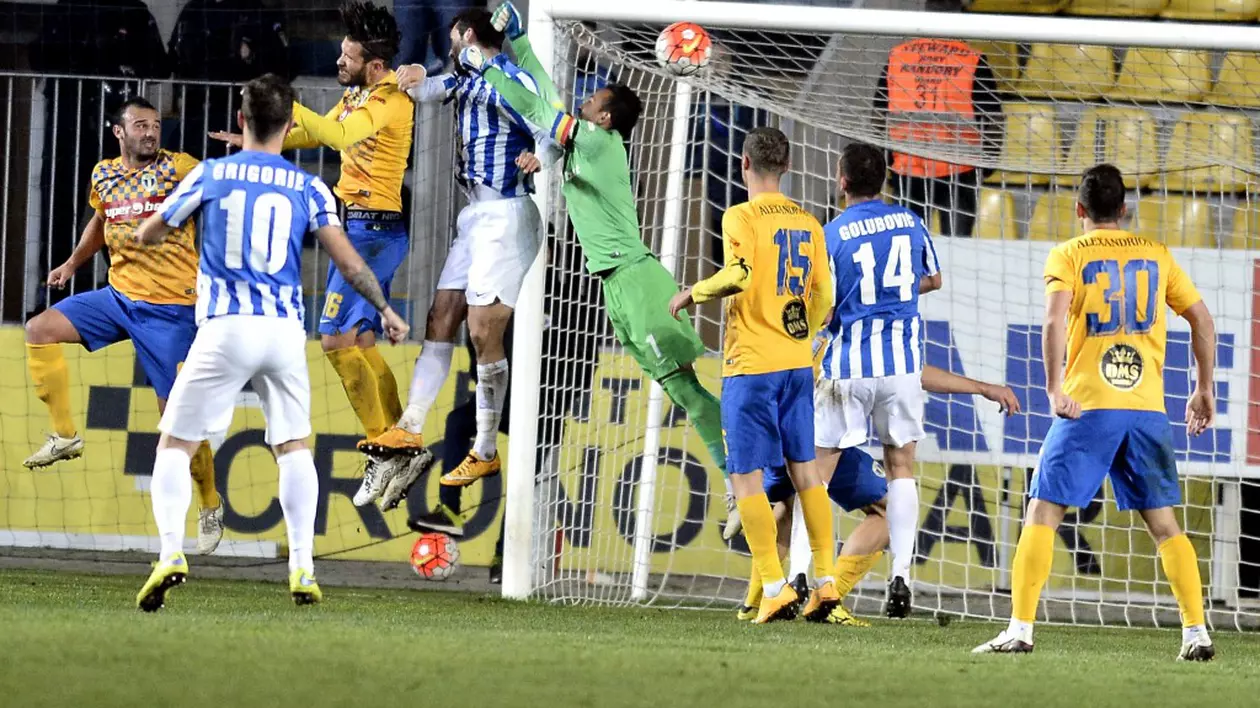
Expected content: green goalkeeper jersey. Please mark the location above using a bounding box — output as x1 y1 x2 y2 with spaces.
483 38 651 274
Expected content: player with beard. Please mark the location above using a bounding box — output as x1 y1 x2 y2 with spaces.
213 1 417 506
24 97 225 555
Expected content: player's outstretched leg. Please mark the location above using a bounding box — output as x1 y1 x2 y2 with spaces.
1143 508 1215 661
137 445 195 612
24 314 84 468
278 446 322 605
190 441 224 554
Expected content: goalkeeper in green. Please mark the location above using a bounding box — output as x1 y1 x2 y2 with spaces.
461 1 739 535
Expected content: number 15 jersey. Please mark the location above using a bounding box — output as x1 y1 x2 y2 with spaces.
821 200 939 380
159 151 341 325
1044 229 1202 413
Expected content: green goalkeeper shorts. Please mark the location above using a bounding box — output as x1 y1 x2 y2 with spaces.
602 256 706 381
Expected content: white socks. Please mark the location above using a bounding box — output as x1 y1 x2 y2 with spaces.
887 477 919 581
399 340 455 434
1006 618 1034 644
1183 624 1209 645
787 500 813 584
472 359 509 460
278 448 319 574
152 447 193 561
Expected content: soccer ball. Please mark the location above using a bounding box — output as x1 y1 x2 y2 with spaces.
655 22 712 76
410 532 459 581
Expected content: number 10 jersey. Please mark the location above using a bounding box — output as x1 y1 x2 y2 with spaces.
1043 228 1202 413
158 150 341 325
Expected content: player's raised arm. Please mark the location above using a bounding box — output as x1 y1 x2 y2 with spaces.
289 93 406 151
493 3 564 110
471 46 578 150
137 162 207 245
921 364 1021 415
398 64 460 104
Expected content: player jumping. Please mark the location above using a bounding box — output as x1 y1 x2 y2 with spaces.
670 127 837 624
211 0 416 508
974 164 1217 661
819 142 942 617
455 1 740 533
134 74 410 611
24 96 224 555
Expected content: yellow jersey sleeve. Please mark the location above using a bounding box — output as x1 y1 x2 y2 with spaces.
283 101 343 150
1164 255 1202 315
172 152 200 180
290 90 410 152
1043 243 1075 295
693 207 755 303
87 160 108 212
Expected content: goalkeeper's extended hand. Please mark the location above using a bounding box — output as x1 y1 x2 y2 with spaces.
492 1 524 40
458 45 488 74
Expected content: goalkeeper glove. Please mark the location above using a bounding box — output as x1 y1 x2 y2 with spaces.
492 1 524 41
458 45 488 74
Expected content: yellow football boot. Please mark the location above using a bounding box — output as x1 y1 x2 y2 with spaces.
440 451 501 487
825 604 870 627
736 605 759 621
289 569 323 606
358 427 425 456
754 584 800 624
136 552 188 612
802 579 841 622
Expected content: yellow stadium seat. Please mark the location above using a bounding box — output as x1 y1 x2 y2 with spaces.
1113 48 1212 103
1028 191 1081 242
1057 107 1159 189
975 189 1020 240
986 104 1060 187
1133 196 1213 247
970 41 1021 94
1162 0 1258 20
969 0 1068 11
1210 52 1260 108
1016 44 1116 100
1162 112 1255 193
1228 202 1260 249
1066 0 1166 16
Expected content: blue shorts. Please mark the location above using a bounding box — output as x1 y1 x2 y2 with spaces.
764 447 888 512
318 215 408 337
1031 410 1182 511
54 285 196 399
721 368 814 475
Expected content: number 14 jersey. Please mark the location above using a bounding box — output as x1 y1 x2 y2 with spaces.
821 200 940 380
1043 229 1202 413
159 151 341 325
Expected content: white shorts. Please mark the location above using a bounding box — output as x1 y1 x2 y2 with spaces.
436 193 541 307
814 372 926 450
159 315 312 447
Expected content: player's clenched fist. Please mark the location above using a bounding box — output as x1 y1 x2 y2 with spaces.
396 63 427 91
1048 390 1081 420
46 263 75 289
492 1 524 40
380 308 410 345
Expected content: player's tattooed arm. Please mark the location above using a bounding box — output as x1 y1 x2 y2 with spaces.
316 224 410 343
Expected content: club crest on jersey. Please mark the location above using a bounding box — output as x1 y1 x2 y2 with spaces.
1100 343 1143 390
781 299 809 340
140 172 158 191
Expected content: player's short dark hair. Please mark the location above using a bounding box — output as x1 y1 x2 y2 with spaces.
1078 163 1127 223
242 74 296 142
840 142 886 198
114 97 157 125
743 127 790 175
603 83 643 140
452 8 505 51
342 0 400 63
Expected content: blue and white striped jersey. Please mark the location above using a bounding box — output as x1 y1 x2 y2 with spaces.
159 150 340 325
411 54 541 197
821 200 940 380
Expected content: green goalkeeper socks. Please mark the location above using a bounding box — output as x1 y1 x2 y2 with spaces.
661 369 728 477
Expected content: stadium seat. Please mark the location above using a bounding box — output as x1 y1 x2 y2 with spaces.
1211 52 1260 108
975 189 1020 240
986 104 1059 187
1065 0 1166 17
1161 112 1255 194
1057 107 1159 189
1228 201 1260 249
1113 48 1212 103
1133 196 1213 247
970 41 1021 94
1016 44 1116 100
1162 0 1259 20
968 0 1068 11
1027 191 1080 242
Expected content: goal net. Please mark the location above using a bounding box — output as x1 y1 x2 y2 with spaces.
512 0 1260 629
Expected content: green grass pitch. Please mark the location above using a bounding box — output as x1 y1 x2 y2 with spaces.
2 569 1258 708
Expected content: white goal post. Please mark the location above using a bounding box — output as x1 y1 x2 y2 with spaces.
503 0 1260 628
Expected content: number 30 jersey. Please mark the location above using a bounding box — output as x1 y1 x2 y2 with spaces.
1044 229 1202 413
821 200 939 380
158 151 341 325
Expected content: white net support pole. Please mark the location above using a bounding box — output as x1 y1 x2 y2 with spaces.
501 5 557 601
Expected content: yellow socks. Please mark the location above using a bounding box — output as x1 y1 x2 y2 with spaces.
1011 523 1055 623
737 492 786 590
1159 533 1207 628
27 343 76 437
189 441 220 510
833 551 883 599
326 347 388 438
798 485 836 581
744 563 764 607
361 345 402 428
